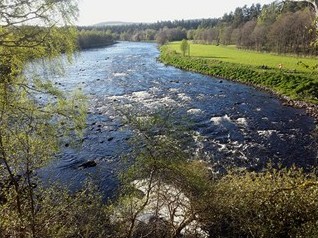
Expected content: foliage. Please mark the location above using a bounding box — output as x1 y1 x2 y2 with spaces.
153 28 187 45
107 110 318 238
86 1 318 56
80 19 202 35
108 110 210 238
78 29 114 49
0 0 91 237
180 39 189 56
0 182 114 238
203 167 318 237
1 1 318 237
160 43 318 104
191 2 317 55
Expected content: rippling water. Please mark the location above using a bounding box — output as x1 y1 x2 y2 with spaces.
39 42 317 196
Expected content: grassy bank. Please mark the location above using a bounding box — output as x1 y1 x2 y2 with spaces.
168 42 318 73
159 42 318 119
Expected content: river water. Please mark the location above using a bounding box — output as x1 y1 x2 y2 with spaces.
40 42 317 196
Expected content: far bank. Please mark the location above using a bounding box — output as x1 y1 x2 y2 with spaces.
159 42 318 122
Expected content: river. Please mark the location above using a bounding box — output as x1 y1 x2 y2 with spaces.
39 42 317 197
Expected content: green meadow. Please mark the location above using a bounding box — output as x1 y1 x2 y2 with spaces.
168 42 318 73
160 42 318 105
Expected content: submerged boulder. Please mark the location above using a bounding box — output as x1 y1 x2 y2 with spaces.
79 160 97 169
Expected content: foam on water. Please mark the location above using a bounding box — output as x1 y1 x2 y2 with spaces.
257 130 278 137
128 179 208 237
132 91 152 99
236 118 248 127
169 88 179 93
113 72 127 77
187 108 202 114
210 115 232 125
177 93 191 102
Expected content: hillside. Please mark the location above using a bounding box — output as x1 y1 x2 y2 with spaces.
94 21 139 27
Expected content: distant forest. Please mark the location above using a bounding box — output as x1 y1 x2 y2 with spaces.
78 1 317 55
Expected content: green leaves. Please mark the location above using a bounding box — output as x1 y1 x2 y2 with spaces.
0 1 91 237
206 167 318 237
78 29 114 49
180 39 190 57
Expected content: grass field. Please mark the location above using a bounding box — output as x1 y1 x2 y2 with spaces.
168 42 318 73
160 42 318 106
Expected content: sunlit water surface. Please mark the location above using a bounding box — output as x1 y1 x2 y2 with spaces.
38 42 317 197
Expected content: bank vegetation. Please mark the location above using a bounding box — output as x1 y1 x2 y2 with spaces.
1 0 318 237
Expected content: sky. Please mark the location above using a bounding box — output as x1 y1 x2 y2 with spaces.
77 0 276 26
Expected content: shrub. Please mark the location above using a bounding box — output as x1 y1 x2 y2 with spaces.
200 167 318 237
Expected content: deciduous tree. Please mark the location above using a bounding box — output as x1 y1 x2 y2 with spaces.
288 0 318 15
0 0 89 237
180 39 189 56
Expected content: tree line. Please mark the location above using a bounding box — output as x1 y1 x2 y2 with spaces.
190 1 317 55
87 1 317 55
1 0 318 237
78 29 114 49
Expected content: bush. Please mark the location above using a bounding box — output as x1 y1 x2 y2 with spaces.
200 167 318 237
0 182 114 238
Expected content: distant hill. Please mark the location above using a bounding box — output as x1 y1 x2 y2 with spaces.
94 21 140 27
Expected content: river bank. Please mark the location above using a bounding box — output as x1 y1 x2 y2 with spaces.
159 44 318 123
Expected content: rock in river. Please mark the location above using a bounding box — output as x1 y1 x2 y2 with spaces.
79 160 97 169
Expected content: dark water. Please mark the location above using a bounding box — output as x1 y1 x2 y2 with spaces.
40 42 317 196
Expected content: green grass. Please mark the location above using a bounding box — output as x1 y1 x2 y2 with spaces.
159 42 318 105
169 42 318 73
